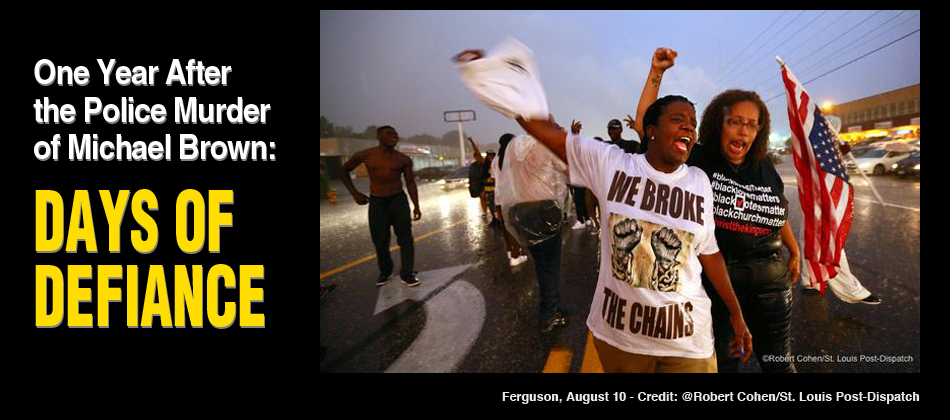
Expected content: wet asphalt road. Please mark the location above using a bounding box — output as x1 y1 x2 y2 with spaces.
320 158 919 373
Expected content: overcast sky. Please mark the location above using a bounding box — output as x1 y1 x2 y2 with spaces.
320 10 920 146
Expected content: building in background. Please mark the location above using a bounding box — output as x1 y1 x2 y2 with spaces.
826 84 920 143
320 137 464 180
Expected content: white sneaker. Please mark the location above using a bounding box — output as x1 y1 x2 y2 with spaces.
572 221 585 230
510 255 528 267
585 220 593 227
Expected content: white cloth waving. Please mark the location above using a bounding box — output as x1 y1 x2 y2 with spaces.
457 38 550 121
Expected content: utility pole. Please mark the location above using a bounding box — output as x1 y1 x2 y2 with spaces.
444 110 476 166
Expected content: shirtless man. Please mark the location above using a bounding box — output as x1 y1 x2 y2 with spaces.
341 126 422 287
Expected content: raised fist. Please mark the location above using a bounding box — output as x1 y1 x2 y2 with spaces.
651 227 683 292
453 49 485 63
652 47 677 72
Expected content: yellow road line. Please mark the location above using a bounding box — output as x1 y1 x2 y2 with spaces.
580 331 604 373
542 332 606 373
542 347 573 373
320 219 469 280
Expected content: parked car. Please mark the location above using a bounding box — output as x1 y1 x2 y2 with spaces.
415 165 458 181
891 151 920 178
854 136 891 148
768 150 782 164
848 146 875 158
846 148 912 175
436 166 470 192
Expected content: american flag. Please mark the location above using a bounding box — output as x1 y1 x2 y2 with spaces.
781 62 855 293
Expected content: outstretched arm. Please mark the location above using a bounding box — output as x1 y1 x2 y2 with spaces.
633 48 677 140
698 252 753 361
516 116 568 164
467 137 485 163
454 48 567 165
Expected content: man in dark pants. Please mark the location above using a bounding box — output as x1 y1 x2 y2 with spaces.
502 132 570 334
568 120 591 230
529 231 566 333
570 185 590 229
483 150 499 225
341 126 422 287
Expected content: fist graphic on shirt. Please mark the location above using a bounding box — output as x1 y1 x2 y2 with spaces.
651 227 684 292
613 219 643 255
651 227 683 270
611 218 643 283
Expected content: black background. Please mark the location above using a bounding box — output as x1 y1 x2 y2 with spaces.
9 49 310 380
8 24 924 408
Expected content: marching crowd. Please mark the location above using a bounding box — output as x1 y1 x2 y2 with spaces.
336 41 881 373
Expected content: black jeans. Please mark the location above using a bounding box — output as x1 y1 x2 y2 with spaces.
571 186 589 223
369 192 414 279
485 191 497 221
706 255 796 373
527 232 563 322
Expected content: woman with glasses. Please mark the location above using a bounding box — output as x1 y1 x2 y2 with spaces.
633 48 800 373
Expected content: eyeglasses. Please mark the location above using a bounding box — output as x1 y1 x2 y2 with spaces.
725 118 760 132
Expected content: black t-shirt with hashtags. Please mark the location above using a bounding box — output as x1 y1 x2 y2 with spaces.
687 144 788 263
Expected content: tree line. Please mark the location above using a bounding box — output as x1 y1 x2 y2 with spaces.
321 115 465 147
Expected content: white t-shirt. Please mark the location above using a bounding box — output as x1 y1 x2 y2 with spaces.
567 133 720 359
457 38 549 121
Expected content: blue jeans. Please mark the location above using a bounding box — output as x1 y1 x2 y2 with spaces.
527 232 563 322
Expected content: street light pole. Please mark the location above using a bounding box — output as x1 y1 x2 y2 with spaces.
444 110 476 166
458 121 465 166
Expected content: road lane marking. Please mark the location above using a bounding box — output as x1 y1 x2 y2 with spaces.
320 219 469 280
542 331 605 373
542 347 573 373
385 278 484 373
374 264 472 315
782 180 919 212
320 255 377 280
580 331 605 373
852 196 919 212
